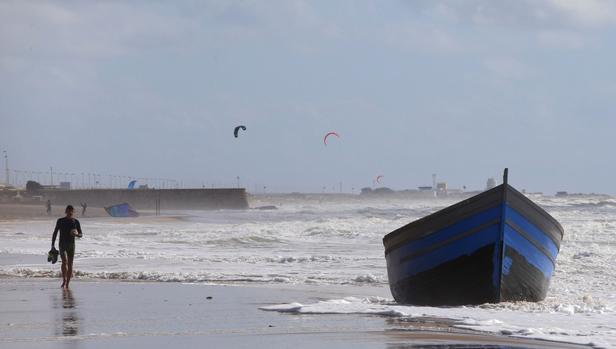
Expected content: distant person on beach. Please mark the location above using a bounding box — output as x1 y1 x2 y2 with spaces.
46 200 51 215
80 202 87 216
51 205 83 290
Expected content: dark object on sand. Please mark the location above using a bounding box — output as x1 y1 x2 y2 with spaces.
234 125 246 138
47 247 59 264
26 180 43 192
383 169 563 306
104 203 139 217
253 205 277 210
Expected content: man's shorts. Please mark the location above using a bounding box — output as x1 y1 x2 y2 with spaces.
59 243 75 259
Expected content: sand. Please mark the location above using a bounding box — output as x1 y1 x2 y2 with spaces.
0 203 109 220
0 278 590 349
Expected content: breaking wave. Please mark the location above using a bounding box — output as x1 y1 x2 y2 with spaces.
0 267 387 286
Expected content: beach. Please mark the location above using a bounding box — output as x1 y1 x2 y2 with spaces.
1 195 615 348
0 204 109 221
0 277 589 349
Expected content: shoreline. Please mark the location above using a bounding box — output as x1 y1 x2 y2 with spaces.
0 277 591 349
0 203 110 220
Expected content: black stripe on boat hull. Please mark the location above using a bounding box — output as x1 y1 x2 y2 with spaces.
500 245 550 302
506 219 556 267
506 187 563 250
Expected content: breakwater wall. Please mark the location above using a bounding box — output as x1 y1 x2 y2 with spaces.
42 188 249 210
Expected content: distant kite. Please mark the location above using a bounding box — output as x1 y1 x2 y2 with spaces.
127 180 137 189
234 125 247 138
323 131 339 146
375 175 384 184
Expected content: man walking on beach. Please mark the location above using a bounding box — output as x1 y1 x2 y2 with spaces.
51 205 83 289
46 200 52 215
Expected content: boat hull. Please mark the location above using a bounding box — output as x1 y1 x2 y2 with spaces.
104 203 139 217
383 184 563 306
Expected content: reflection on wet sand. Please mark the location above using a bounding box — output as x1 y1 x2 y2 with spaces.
53 289 79 337
384 317 590 349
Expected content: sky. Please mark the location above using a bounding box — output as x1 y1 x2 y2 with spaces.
2 0 616 194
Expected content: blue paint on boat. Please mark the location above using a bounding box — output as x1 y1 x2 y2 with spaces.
506 206 559 259
104 203 139 217
392 205 502 261
504 224 555 278
503 256 513 275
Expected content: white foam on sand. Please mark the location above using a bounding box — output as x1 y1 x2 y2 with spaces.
260 296 616 348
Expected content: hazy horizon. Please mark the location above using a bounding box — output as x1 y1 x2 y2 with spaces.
3 1 616 194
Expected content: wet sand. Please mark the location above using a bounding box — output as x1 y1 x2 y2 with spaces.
0 278 590 349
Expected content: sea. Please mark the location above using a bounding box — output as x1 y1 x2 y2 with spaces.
1 194 615 348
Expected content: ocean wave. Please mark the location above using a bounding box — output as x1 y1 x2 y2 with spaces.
355 207 415 219
350 274 382 284
567 200 616 209
265 255 343 264
573 251 595 259
0 267 277 283
204 235 285 246
0 267 385 286
478 298 613 315
302 226 358 237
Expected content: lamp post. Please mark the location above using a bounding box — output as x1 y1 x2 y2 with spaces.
3 150 8 185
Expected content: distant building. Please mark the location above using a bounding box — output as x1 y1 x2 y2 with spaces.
59 182 71 190
486 178 496 190
418 186 433 191
436 182 447 191
556 191 568 197
373 187 394 194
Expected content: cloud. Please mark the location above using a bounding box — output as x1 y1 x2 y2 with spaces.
405 0 616 28
484 57 531 80
547 0 616 26
1 2 198 61
382 23 461 53
537 30 586 49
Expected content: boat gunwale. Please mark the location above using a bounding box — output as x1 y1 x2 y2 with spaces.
383 184 564 254
505 185 565 238
383 186 503 252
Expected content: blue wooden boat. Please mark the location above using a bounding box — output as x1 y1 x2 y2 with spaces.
383 169 563 305
104 203 139 217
